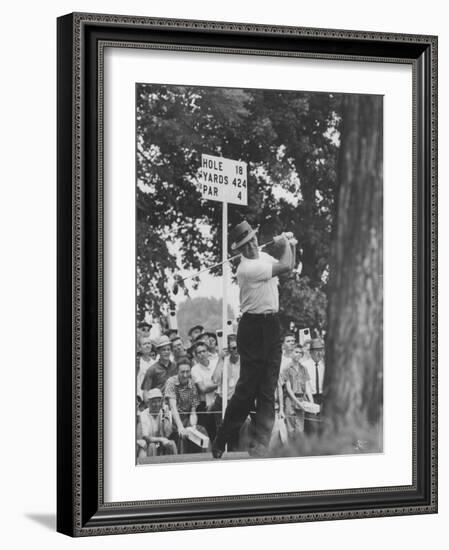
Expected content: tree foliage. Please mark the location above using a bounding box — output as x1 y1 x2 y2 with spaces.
279 275 327 332
136 84 342 329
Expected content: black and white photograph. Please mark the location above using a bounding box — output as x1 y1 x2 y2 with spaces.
135 83 383 464
0 0 442 544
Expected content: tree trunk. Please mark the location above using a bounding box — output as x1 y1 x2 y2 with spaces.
324 95 383 435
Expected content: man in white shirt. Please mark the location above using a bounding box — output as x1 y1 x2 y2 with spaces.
301 338 325 434
213 221 293 458
302 338 325 404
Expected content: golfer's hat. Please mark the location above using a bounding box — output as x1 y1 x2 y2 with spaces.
231 220 258 250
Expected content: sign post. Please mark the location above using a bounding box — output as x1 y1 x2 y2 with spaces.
221 201 229 415
201 154 247 419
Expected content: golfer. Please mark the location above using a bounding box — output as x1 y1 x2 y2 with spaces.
213 221 293 458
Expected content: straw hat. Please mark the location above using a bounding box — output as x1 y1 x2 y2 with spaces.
230 220 258 250
154 335 171 349
144 388 163 400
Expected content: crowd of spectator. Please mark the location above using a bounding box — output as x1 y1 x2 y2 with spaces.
136 321 326 460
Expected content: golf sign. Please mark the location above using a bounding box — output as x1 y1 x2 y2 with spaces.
201 154 248 205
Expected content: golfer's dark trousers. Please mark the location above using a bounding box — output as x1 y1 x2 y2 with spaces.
216 312 282 449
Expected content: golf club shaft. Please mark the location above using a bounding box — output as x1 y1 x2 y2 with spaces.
177 239 274 285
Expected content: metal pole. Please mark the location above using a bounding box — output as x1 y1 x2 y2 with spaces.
222 202 229 418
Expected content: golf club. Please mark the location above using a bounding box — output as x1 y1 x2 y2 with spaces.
171 232 296 295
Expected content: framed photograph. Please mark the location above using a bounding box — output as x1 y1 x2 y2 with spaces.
57 12 437 536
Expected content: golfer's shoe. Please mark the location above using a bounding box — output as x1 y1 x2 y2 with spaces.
211 437 225 459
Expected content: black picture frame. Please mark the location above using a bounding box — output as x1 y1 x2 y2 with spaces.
57 12 438 536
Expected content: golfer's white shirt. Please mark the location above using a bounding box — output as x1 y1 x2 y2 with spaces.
237 252 279 314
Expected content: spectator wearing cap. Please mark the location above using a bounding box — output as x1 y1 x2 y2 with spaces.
165 357 208 453
136 388 177 458
136 334 156 400
141 335 177 394
191 340 219 440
